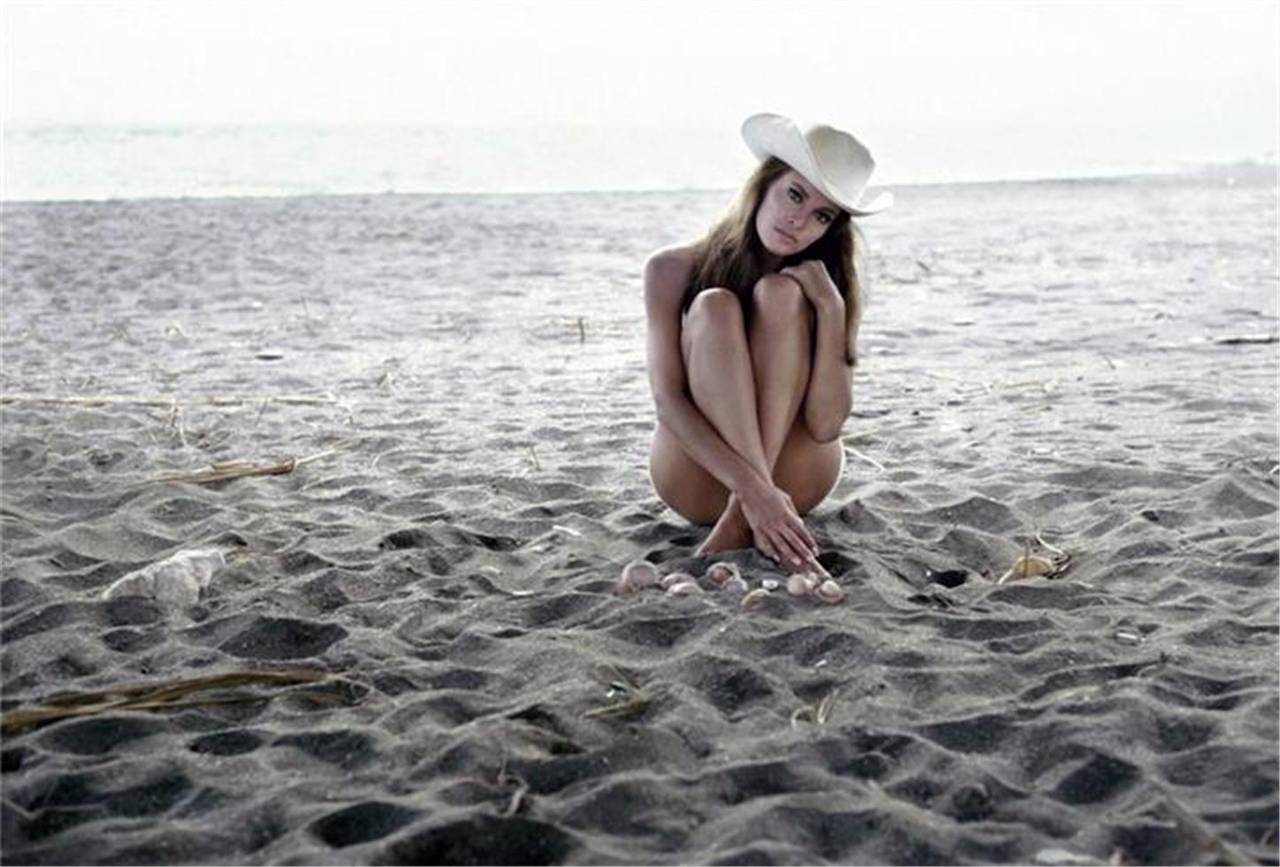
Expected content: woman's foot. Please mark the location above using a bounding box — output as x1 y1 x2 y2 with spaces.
696 496 752 556
697 498 829 578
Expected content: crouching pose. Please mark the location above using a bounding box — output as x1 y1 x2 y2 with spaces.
645 112 892 571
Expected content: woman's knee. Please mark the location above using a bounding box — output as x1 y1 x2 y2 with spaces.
684 288 744 339
752 274 808 326
686 286 747 348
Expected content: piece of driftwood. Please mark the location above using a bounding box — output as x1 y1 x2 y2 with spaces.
152 448 338 484
1 669 330 736
0 392 337 408
1211 334 1277 345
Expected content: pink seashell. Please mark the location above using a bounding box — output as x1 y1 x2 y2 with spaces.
740 588 771 609
814 579 846 605
659 571 693 589
787 572 819 597
722 576 749 594
705 562 741 588
666 580 701 595
622 560 660 590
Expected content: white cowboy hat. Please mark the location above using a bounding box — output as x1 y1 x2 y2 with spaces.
741 112 893 216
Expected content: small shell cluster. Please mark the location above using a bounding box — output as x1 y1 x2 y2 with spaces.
706 562 749 594
614 559 844 608
786 571 846 605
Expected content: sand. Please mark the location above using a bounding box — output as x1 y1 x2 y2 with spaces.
1 164 1277 866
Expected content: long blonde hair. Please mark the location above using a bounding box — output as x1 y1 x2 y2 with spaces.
682 157 865 366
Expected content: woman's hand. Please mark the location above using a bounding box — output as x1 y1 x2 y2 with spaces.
737 479 820 569
780 260 844 313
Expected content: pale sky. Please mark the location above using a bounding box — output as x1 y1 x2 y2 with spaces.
2 0 1277 188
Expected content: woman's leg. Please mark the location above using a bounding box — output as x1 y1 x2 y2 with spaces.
699 274 826 552
649 288 769 524
649 279 844 546
648 420 843 526
681 289 774 472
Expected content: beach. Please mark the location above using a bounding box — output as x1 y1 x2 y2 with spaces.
1 165 1277 865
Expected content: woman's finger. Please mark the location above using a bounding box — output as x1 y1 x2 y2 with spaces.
806 554 831 578
776 527 812 568
755 536 781 564
787 515 818 551
764 528 802 568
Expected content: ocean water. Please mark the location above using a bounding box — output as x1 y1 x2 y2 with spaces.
2 122 1274 203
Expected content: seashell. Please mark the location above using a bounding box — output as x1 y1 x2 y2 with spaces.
705 562 741 588
761 578 781 591
660 571 694 589
616 559 660 594
666 580 701 595
996 555 1055 585
787 572 819 597
101 548 225 609
722 576 749 594
814 579 846 605
624 559 660 587
740 588 771 609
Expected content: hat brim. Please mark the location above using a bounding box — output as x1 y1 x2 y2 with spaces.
742 113 892 216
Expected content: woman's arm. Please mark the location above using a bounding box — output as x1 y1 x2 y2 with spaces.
779 262 854 443
804 294 854 442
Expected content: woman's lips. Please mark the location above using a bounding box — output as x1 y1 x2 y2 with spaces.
774 226 797 244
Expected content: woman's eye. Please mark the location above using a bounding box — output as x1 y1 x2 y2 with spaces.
787 188 802 202
815 212 832 225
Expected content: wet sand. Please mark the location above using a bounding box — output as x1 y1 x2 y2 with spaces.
1 164 1277 865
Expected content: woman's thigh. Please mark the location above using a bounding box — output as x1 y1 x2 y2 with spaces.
648 420 844 526
649 423 729 526
773 422 845 514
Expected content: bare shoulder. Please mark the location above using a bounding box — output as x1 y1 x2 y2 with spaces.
644 243 698 299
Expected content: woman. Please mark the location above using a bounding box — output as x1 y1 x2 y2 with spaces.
645 113 892 574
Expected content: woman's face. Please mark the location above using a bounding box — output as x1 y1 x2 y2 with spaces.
754 169 841 257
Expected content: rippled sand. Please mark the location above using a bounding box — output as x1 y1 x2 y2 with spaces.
2 165 1277 865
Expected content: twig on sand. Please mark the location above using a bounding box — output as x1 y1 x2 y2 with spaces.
0 392 338 408
584 665 655 720
495 752 530 816
845 447 886 474
1034 530 1069 562
151 447 340 484
790 689 838 728
1 669 331 736
167 399 187 448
